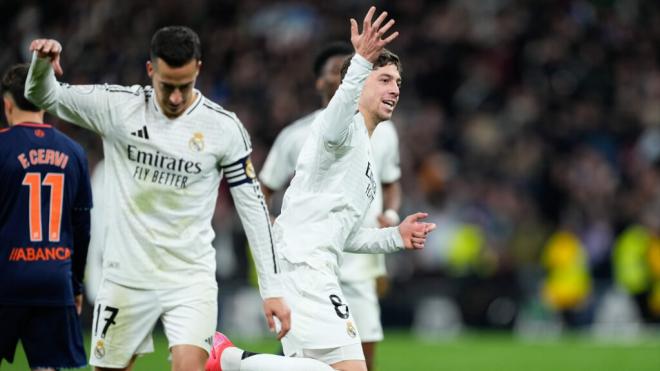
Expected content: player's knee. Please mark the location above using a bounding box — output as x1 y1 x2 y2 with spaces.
170 344 208 371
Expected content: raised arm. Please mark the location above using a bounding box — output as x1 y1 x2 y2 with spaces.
25 39 125 135
319 7 398 146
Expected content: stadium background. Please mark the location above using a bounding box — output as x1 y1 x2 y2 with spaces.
2 0 660 369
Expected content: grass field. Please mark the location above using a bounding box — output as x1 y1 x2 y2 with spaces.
4 331 660 370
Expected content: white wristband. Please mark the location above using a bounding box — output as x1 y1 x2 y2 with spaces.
383 209 400 225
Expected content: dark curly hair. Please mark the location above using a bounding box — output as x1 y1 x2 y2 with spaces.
339 49 402 82
1 64 40 112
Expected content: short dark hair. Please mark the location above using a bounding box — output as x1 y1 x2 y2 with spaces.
1 64 40 112
340 49 402 81
150 26 201 67
313 42 353 78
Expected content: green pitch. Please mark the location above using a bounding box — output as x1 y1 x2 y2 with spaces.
3 331 659 370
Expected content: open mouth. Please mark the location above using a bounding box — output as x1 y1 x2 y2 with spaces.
382 99 396 109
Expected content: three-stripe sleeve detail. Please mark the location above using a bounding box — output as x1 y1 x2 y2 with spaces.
222 157 253 187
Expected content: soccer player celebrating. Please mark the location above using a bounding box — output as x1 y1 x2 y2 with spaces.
206 7 435 371
25 27 288 371
260 41 402 370
0 63 92 370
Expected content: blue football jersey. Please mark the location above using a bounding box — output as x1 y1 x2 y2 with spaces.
0 122 92 305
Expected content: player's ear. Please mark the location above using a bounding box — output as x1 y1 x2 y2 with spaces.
3 96 12 113
146 60 155 78
315 77 324 94
196 60 202 76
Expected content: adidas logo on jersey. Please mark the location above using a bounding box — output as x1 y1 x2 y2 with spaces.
130 126 150 139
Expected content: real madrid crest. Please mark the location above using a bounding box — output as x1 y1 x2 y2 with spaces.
189 132 205 152
346 320 357 338
245 158 256 179
94 339 106 359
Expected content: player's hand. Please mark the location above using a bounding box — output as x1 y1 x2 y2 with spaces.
74 294 83 315
29 38 64 76
263 297 291 340
398 212 436 249
350 6 399 63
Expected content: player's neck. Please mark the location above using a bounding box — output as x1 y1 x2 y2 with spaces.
360 108 379 137
9 111 44 126
157 91 199 119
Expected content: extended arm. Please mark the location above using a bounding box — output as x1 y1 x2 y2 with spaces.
26 40 122 135
319 54 372 146
227 157 291 340
227 164 282 299
345 212 437 254
344 226 404 254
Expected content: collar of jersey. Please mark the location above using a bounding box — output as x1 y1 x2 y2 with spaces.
151 89 203 119
14 122 52 128
354 112 368 134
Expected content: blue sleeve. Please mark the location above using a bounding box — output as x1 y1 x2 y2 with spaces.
71 150 93 295
71 208 90 295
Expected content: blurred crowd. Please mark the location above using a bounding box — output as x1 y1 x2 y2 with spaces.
2 0 660 331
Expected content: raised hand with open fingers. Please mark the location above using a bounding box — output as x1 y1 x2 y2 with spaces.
398 212 437 250
350 6 399 63
29 38 64 76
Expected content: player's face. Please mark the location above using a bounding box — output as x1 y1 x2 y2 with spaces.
147 58 200 118
316 55 350 104
360 63 401 122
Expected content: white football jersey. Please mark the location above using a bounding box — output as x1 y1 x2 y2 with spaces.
261 113 400 281
273 54 402 272
26 56 280 297
340 120 400 281
259 109 321 191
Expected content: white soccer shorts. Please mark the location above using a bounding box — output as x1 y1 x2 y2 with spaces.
340 279 384 343
280 260 364 362
89 278 217 368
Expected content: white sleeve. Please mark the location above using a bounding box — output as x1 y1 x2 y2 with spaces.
230 180 282 298
25 53 131 136
259 130 296 191
343 227 404 254
379 123 401 183
318 54 372 147
221 115 282 298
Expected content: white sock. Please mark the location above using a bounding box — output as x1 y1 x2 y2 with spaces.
220 346 335 371
220 347 244 371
